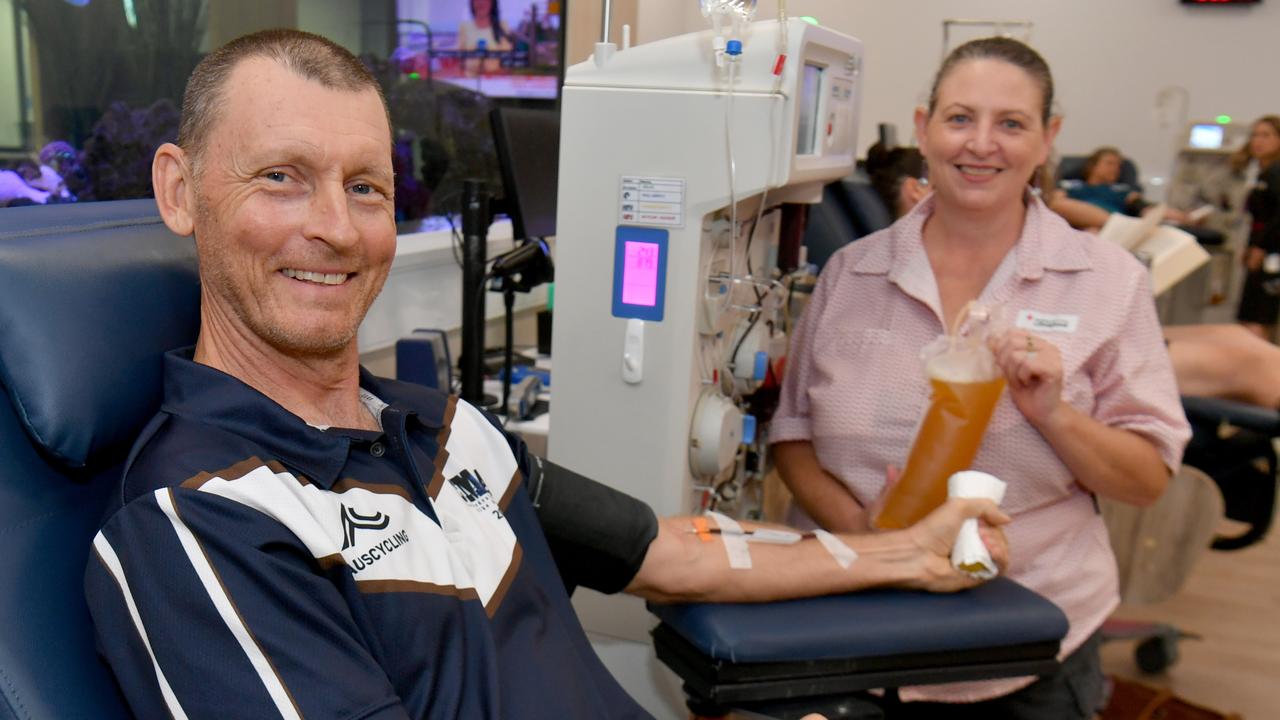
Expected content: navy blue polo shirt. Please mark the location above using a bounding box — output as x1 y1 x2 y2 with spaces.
85 349 652 719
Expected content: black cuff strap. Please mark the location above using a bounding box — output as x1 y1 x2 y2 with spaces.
531 458 659 595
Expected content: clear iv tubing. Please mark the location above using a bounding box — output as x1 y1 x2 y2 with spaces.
772 0 788 96
723 56 740 298
753 6 789 271
741 9 788 295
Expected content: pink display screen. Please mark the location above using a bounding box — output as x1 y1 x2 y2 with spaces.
621 241 660 306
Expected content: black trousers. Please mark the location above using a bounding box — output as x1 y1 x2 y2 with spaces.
1237 266 1280 325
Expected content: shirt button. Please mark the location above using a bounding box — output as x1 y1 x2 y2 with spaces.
370 442 386 458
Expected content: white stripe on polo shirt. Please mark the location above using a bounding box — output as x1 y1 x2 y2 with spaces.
184 399 521 607
155 488 303 720
92 532 191 720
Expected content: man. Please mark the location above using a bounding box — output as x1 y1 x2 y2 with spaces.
85 29 1008 719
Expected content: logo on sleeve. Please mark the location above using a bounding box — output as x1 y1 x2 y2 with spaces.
341 505 390 550
448 469 503 519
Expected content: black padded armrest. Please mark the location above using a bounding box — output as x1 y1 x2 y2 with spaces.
649 577 1065 664
1182 395 1280 436
648 578 1067 708
1179 225 1226 247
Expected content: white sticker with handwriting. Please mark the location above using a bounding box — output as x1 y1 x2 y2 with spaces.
1015 310 1079 334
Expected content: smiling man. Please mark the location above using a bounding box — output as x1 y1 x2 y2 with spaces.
84 29 1009 720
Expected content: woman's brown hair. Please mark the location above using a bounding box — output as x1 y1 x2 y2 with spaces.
1231 116 1280 172
1082 147 1122 185
927 37 1054 126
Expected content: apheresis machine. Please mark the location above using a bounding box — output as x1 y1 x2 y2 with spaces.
550 7 861 521
547 4 862 710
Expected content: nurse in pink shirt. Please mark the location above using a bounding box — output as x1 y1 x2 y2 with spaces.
773 38 1190 718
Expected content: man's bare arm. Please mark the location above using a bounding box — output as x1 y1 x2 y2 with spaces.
625 498 1009 603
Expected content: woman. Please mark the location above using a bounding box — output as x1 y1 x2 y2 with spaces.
457 0 512 75
875 144 1280 409
772 38 1190 718
1068 146 1145 214
1061 146 1191 225
865 142 928 218
1233 116 1280 339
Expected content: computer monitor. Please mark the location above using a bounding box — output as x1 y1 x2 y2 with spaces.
398 0 564 100
1189 123 1225 150
491 106 560 240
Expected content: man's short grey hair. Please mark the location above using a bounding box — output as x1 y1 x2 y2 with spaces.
178 28 389 172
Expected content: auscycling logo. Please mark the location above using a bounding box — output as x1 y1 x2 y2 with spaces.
341 505 389 550
341 504 410 574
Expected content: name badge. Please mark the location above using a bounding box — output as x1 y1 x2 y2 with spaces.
1016 310 1079 333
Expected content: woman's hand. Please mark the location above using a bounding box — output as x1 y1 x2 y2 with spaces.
989 330 1065 430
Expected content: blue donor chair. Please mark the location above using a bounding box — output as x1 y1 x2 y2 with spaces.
0 199 199 719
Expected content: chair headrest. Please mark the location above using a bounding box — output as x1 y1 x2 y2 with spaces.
804 173 894 272
1057 154 1140 188
0 199 200 468
838 174 894 236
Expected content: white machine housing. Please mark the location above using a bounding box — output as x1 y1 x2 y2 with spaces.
1163 120 1254 324
549 18 862 518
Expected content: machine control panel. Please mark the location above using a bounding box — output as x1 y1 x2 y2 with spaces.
611 226 669 321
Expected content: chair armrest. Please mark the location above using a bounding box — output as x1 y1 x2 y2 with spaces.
648 577 1066 664
1182 395 1280 436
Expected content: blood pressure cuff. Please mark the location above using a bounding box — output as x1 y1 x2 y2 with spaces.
528 457 659 595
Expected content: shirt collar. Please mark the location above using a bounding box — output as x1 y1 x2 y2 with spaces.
849 192 1093 281
159 348 435 489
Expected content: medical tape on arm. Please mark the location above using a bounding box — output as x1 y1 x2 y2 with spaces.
814 529 858 569
706 511 752 569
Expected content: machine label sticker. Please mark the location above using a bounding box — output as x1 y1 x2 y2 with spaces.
619 176 685 228
1015 310 1079 333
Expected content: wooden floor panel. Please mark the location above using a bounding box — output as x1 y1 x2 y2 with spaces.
1101 513 1280 719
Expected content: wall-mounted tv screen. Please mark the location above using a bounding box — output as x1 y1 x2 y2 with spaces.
395 0 563 100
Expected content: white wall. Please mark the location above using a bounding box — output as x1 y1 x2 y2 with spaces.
634 0 1280 196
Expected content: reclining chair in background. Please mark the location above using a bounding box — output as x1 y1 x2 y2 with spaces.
0 199 198 719
1055 154 1225 248
1056 153 1141 190
1181 396 1279 550
802 170 893 272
